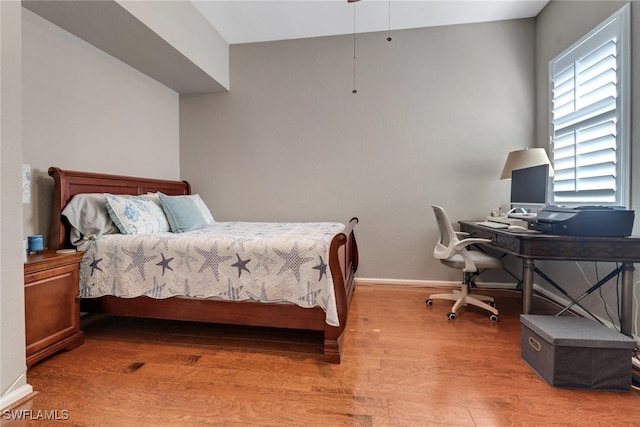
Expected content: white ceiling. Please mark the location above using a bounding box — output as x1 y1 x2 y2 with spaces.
192 0 549 45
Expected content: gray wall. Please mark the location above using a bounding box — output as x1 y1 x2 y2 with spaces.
535 1 638 335
21 9 181 244
4 4 201 409
1 0 31 408
180 18 536 282
8 0 637 407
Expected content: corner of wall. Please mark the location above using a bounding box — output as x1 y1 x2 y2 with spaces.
0 0 31 409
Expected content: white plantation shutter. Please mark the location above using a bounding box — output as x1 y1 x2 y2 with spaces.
549 5 629 206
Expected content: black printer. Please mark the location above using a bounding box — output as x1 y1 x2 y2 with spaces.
533 205 635 237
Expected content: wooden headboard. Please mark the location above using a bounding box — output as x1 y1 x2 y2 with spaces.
48 167 191 250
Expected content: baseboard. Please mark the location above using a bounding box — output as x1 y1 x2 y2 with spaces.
0 384 34 412
354 277 518 290
353 277 640 363
354 279 639 341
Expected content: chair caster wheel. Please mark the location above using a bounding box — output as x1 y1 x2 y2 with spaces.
426 299 433 306
490 314 499 322
447 312 456 321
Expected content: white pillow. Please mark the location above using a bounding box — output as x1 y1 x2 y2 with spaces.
61 193 120 243
104 193 170 234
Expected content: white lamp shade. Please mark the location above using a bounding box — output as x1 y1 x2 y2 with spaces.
500 148 554 180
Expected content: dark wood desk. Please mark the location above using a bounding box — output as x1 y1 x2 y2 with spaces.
459 220 640 336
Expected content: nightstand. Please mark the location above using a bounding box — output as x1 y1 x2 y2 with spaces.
24 249 85 367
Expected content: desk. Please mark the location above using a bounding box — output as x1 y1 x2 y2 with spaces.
459 220 640 336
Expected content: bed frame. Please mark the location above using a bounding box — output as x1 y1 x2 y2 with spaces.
48 167 359 363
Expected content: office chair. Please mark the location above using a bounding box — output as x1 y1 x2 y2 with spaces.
427 205 502 322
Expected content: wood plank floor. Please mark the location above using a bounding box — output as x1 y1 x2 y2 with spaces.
6 285 640 426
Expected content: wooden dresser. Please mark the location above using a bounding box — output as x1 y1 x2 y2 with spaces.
24 250 85 367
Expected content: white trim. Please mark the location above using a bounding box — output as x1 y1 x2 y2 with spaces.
354 277 518 290
548 4 630 207
0 384 33 411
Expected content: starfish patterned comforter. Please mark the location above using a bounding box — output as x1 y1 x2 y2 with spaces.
77 221 345 326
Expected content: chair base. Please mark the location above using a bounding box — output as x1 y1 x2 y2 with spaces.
427 284 499 321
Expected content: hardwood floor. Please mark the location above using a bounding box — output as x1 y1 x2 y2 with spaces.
6 285 640 426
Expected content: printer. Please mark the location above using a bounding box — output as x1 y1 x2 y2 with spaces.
533 205 635 237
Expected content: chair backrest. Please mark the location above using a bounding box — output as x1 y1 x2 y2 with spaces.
432 205 500 273
431 205 461 261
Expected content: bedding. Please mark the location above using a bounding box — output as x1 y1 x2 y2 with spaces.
77 221 345 326
62 192 216 242
157 192 211 232
48 167 358 363
61 193 120 243
104 193 170 234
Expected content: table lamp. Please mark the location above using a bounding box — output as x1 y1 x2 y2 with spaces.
500 148 554 180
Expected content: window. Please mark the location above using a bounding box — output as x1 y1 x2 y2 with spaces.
549 4 629 207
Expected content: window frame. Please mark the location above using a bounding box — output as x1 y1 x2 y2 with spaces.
548 4 630 208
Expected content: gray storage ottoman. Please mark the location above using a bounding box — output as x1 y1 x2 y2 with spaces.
521 314 636 390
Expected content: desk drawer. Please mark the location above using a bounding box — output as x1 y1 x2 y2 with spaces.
495 234 521 253
467 228 494 240
462 226 521 254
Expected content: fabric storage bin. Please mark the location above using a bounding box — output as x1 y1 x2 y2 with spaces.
521 314 636 390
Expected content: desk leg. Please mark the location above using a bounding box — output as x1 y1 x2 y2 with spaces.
621 262 634 337
522 259 535 314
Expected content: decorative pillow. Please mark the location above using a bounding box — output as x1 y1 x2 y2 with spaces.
158 193 209 233
104 193 170 234
61 193 121 244
191 194 215 225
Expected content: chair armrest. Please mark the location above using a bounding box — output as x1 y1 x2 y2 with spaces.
454 231 470 238
454 237 493 272
453 237 492 251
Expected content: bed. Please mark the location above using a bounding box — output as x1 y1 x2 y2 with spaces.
48 167 359 363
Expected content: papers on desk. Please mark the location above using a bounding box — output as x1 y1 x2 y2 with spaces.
475 221 509 229
475 221 539 232
507 213 537 220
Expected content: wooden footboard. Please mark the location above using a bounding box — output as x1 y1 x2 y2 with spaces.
324 217 359 362
49 167 359 363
